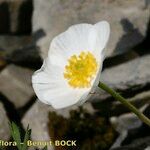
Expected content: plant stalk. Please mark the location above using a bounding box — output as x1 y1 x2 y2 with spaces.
98 81 150 127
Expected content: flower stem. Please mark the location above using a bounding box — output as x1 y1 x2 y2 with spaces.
98 81 150 127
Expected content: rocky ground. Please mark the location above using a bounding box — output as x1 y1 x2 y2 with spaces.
0 0 150 150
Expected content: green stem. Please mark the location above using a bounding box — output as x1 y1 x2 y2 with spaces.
98 81 150 127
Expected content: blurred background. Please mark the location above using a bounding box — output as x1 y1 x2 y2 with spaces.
0 0 150 150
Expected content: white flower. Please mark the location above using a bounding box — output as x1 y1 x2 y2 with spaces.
32 21 110 109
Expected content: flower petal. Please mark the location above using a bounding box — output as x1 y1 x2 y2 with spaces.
32 59 51 84
32 59 91 108
32 21 110 109
33 70 90 109
48 89 90 109
32 58 66 104
94 21 110 53
48 23 95 67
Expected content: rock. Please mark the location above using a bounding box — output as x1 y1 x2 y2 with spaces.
110 104 149 149
0 0 32 34
101 54 150 90
110 111 144 149
22 100 94 149
91 55 150 101
0 55 7 71
21 101 66 150
111 91 150 115
0 102 10 140
0 0 9 34
130 136 150 148
0 65 34 108
32 0 149 59
9 0 32 34
0 36 32 52
0 35 42 69
112 136 150 150
145 146 150 150
21 101 54 144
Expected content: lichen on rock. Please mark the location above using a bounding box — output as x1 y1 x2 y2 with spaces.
48 107 117 150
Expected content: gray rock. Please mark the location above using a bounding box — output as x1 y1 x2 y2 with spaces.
0 65 34 108
0 36 32 52
110 107 146 149
32 0 149 59
112 136 150 150
0 0 9 34
0 0 32 34
145 146 150 150
22 101 54 150
91 55 150 101
22 100 94 149
102 55 150 89
0 55 7 71
131 137 150 148
110 91 150 115
0 35 42 69
0 102 10 140
21 100 74 150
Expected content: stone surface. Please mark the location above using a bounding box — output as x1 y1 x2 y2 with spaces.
0 36 32 52
21 101 69 150
112 136 150 150
22 100 94 149
0 102 10 140
101 55 150 89
90 55 150 101
110 111 144 149
32 0 149 59
0 65 34 108
0 0 9 33
145 146 150 150
0 56 7 71
0 0 32 34
111 91 150 115
22 101 53 146
0 35 42 69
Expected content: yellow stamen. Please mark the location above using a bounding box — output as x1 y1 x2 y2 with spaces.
64 51 98 88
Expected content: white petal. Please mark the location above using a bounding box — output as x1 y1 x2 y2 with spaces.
32 59 51 84
88 56 103 96
48 23 94 67
93 21 110 57
88 21 110 90
93 60 103 87
33 72 90 109
32 59 91 109
32 58 66 104
32 58 63 83
32 21 110 109
32 70 69 105
49 89 90 109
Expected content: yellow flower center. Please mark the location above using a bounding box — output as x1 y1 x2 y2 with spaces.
64 51 98 88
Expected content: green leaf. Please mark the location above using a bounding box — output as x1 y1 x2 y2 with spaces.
22 125 31 150
9 122 22 150
0 146 3 150
9 122 32 150
42 146 48 150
